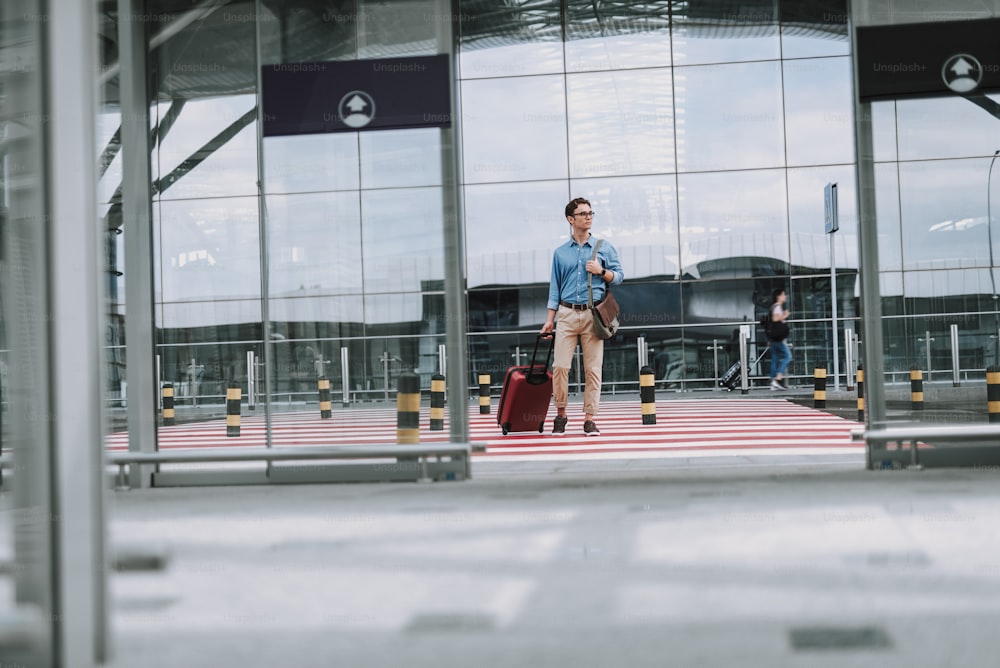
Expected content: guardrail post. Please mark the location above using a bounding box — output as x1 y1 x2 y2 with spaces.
318 376 332 419
430 373 445 431
813 363 827 408
640 365 656 424
988 366 1000 424
161 382 175 426
478 373 491 414
950 323 960 387
397 372 420 444
910 366 924 411
226 381 241 437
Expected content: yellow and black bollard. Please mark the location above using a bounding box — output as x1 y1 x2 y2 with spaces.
226 381 241 437
813 364 827 409
856 366 864 422
640 365 656 425
910 366 924 411
988 366 1000 423
161 382 175 426
478 373 491 414
397 371 421 444
318 376 332 419
430 373 445 431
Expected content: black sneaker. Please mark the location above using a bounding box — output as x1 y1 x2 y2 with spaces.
583 420 600 436
552 415 568 434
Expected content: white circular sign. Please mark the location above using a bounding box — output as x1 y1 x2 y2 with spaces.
338 91 376 128
942 53 983 93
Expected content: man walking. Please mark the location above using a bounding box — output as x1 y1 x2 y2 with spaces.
540 197 624 435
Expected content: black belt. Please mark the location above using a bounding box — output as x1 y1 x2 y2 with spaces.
560 300 598 311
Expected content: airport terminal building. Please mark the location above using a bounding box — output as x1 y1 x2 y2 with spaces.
4 0 1000 665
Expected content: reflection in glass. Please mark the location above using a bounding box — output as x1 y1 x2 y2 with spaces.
267 192 363 296
782 57 853 167
464 180 568 289
263 134 360 194
898 159 992 269
672 1 780 66
160 299 262 331
567 69 674 178
779 0 848 59
564 0 671 72
568 175 679 280
156 197 261 303
459 0 563 78
870 100 898 163
359 0 441 59
258 0 356 65
677 169 788 276
270 296 365 343
153 95 259 199
895 95 1000 162
675 61 785 172
360 128 443 189
786 166 857 275
461 76 568 183
874 162 902 271
361 188 444 294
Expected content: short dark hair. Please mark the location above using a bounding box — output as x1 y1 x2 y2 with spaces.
771 288 786 302
565 197 591 218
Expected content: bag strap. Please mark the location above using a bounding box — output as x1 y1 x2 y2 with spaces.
587 239 604 308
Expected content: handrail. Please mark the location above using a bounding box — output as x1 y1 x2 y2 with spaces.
852 424 1000 443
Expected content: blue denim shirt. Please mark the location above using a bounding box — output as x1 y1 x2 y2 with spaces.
546 235 624 310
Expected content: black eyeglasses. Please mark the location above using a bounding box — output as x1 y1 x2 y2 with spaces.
573 211 596 218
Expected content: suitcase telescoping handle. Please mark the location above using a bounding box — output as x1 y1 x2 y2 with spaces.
527 332 554 382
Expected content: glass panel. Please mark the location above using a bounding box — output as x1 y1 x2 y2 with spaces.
360 187 444 293
618 279 683 328
567 69 675 178
464 180 567 290
266 191 363 296
676 61 785 172
895 94 1000 162
153 95 259 200
564 0 671 72
460 75 568 183
672 1 780 66
779 0 848 59
360 128 443 189
363 293 444 333
871 100 898 163
458 0 563 78
156 197 262 303
258 0 356 64
568 175 680 280
782 57 853 167
898 159 993 270
786 166 857 275
97 109 123 205
270 295 366 339
677 169 789 276
263 134 360 194
874 162 902 271
359 0 440 58
155 340 260 423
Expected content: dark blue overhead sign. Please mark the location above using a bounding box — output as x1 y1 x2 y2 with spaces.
261 54 451 136
855 17 1000 101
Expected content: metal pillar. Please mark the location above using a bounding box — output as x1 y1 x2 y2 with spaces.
341 346 350 406
850 3 888 448
950 323 960 386
120 0 158 489
438 1 469 444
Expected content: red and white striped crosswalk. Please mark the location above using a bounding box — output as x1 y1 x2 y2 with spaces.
105 398 864 461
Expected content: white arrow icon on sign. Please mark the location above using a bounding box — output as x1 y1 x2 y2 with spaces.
338 90 376 128
942 53 983 93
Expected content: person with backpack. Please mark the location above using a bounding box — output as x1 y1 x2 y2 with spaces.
766 288 791 390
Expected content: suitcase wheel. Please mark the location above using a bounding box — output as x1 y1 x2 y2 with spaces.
538 422 544 433
502 422 511 435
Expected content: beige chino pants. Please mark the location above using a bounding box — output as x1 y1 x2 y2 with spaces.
553 305 604 416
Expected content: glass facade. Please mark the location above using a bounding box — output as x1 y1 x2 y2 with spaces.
95 0 1000 439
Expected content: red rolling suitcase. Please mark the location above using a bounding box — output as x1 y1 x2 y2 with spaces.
497 333 554 435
